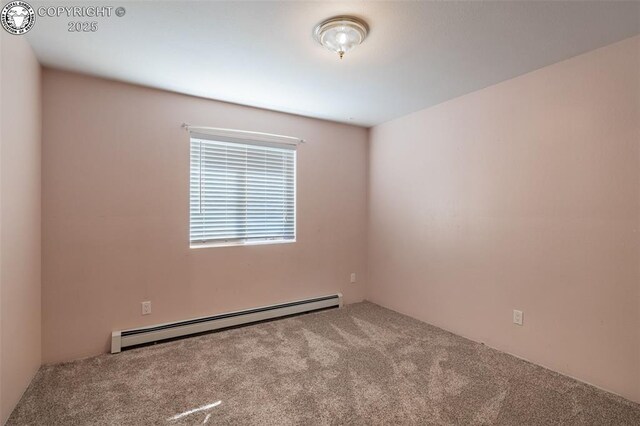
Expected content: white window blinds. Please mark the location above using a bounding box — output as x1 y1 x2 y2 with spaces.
190 137 296 246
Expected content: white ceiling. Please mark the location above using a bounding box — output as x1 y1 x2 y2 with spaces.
26 1 640 127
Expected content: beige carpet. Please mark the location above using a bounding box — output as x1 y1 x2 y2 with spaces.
8 302 640 425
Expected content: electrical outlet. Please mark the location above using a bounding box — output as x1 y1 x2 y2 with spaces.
142 301 151 315
350 273 356 283
513 309 523 326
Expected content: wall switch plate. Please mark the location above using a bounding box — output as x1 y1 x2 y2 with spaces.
513 309 523 326
350 273 356 283
142 301 151 315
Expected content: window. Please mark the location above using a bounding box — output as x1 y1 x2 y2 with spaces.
189 135 296 247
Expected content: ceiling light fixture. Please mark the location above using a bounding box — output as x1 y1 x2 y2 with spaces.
313 16 369 59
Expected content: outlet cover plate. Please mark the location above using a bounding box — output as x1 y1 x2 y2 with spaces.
513 309 523 326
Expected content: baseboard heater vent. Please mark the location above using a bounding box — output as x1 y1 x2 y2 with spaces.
111 293 342 353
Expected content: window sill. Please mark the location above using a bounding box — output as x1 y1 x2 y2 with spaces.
190 239 296 249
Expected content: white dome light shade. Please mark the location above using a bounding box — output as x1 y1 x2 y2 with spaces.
314 16 369 59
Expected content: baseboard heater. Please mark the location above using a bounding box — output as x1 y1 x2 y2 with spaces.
111 293 342 353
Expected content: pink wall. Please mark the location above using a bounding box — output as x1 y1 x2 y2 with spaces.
41 69 368 363
368 35 640 403
0 34 42 422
